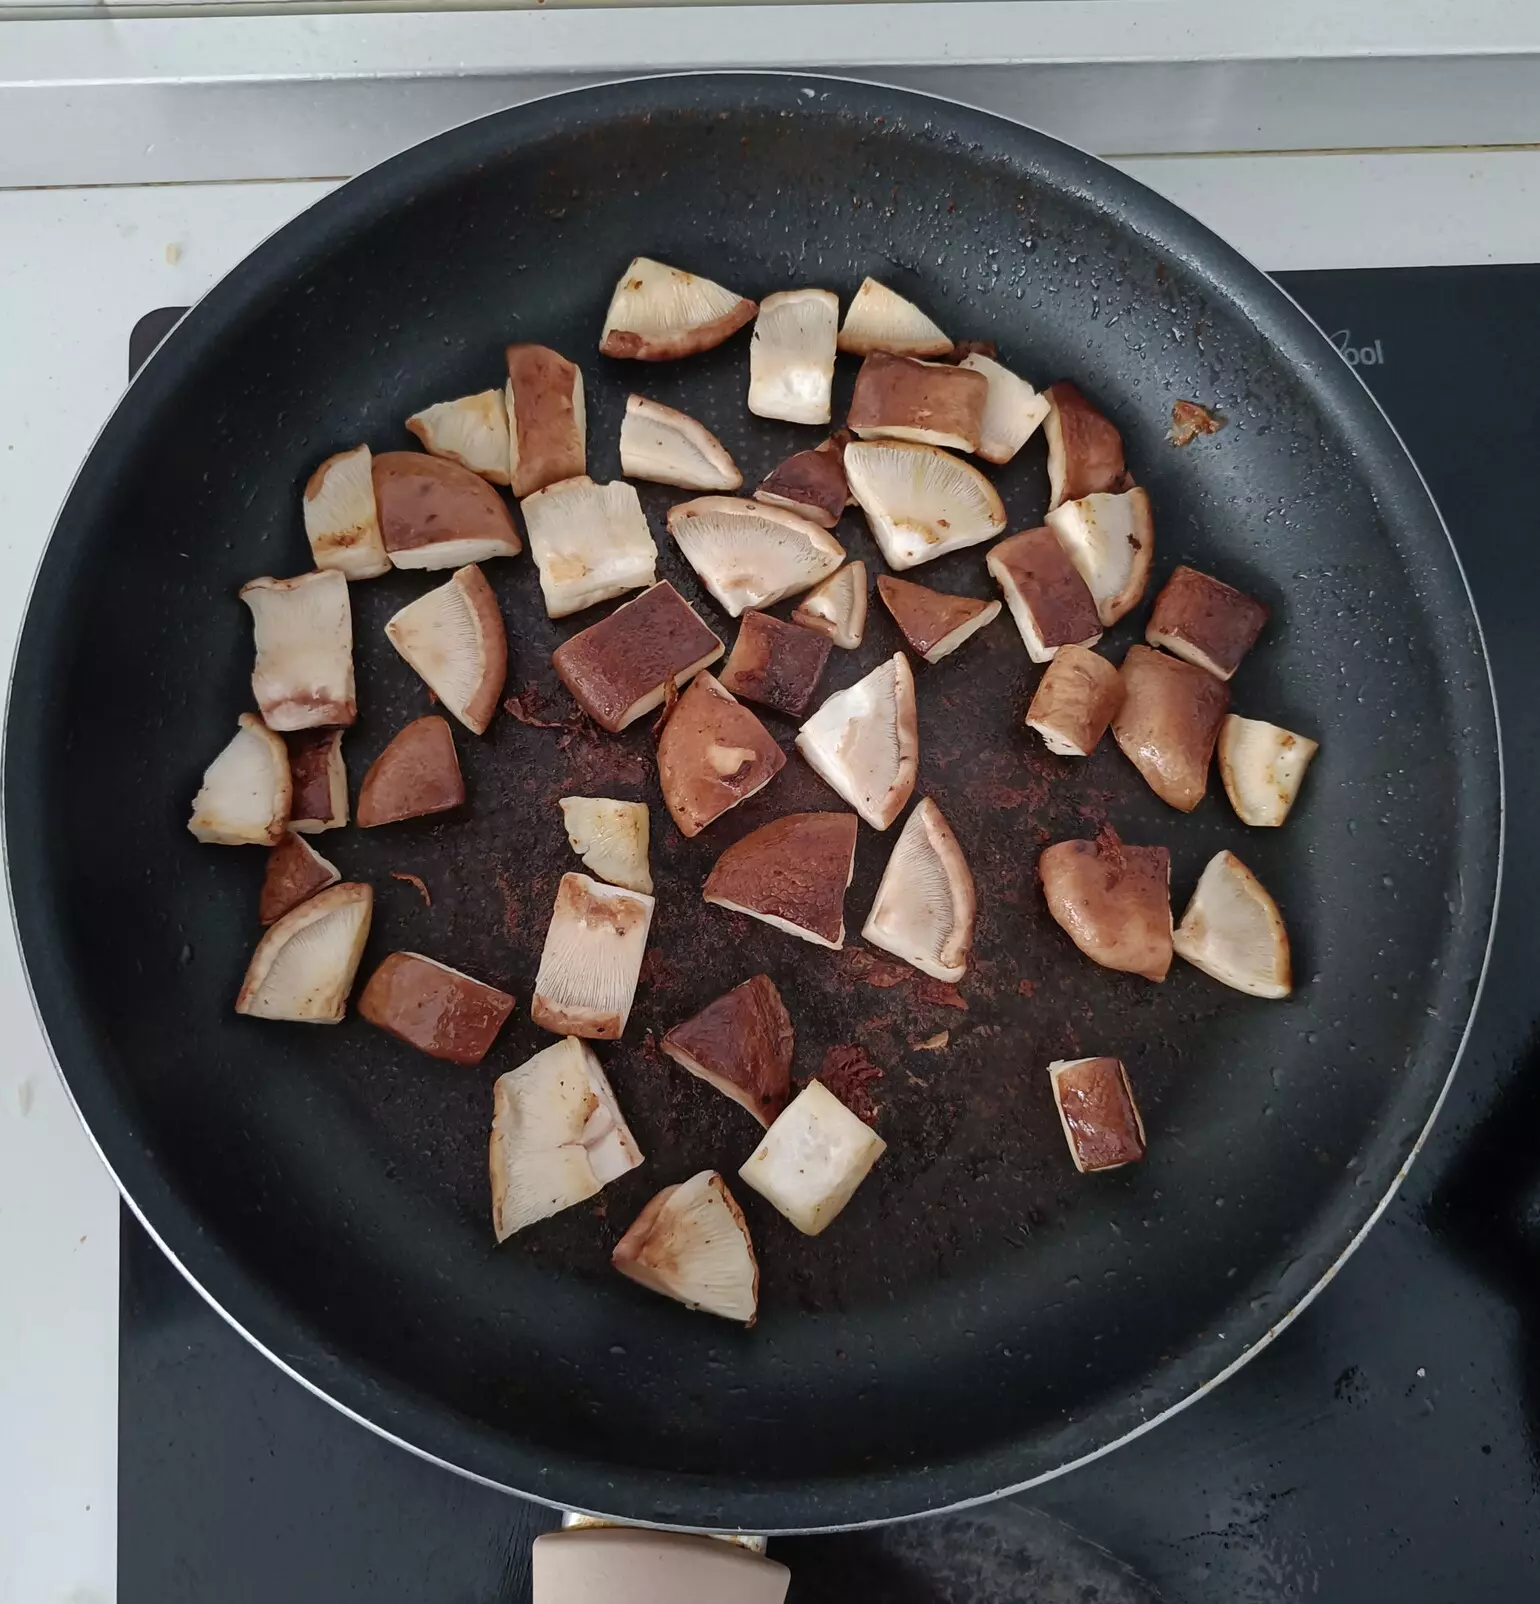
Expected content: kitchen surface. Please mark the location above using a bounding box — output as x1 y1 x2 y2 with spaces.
4 7 1540 1601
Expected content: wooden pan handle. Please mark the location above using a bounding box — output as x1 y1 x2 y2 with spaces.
532 1527 790 1604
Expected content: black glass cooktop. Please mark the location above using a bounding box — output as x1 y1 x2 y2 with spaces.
119 266 1540 1602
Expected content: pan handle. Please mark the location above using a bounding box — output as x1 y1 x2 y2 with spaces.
532 1524 790 1604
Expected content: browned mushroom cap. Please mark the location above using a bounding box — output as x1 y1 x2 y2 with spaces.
1043 381 1133 510
551 580 724 733
847 352 989 453
754 447 848 530
986 525 1103 662
1111 645 1230 812
1048 1057 1147 1173
356 714 464 827
1146 565 1270 680
703 812 859 949
384 564 507 735
876 574 1000 664
358 951 515 1065
792 562 867 650
599 257 757 361
505 344 587 497
1025 644 1125 757
1039 829 1173 982
661 974 794 1127
656 673 786 838
284 729 348 833
258 831 341 925
717 610 833 719
371 452 522 570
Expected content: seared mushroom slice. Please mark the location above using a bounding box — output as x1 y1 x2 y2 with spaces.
551 580 723 733
505 343 586 497
739 1080 887 1236
405 390 511 485
656 673 785 839
613 1171 759 1324
1174 850 1292 998
372 452 522 571
718 610 833 719
619 395 741 491
358 951 514 1065
285 729 347 833
959 353 1051 464
847 352 988 453
1039 830 1172 982
748 288 840 425
599 257 756 361
876 574 1000 664
661 974 793 1127
490 1036 643 1239
843 440 1006 570
987 526 1102 663
258 831 341 925
837 277 950 359
521 475 658 619
1043 380 1132 511
703 812 859 950
793 561 867 650
668 496 845 618
1048 1057 1147 1173
530 872 654 1040
862 797 975 982
1026 643 1125 757
1112 645 1229 812
1045 487 1154 627
796 653 918 830
240 570 356 731
356 714 464 827
1218 715 1319 828
235 882 373 1023
302 445 390 579
559 797 653 894
188 713 292 846
384 564 507 735
1146 565 1270 681
755 446 848 530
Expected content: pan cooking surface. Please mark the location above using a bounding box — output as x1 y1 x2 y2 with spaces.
5 77 1497 1529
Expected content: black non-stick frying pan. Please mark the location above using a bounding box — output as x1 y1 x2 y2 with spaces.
5 74 1499 1534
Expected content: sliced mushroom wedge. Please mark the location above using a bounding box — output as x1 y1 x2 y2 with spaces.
530 872 654 1040
356 714 464 827
235 882 373 1023
862 796 976 982
748 288 840 424
1043 380 1132 510
406 390 511 485
1217 715 1319 828
358 951 515 1065
240 570 355 731
1146 565 1270 681
959 353 1051 464
876 574 1000 664
1046 487 1154 627
703 811 859 949
1111 645 1229 812
559 797 653 894
505 343 586 497
1026 643 1125 757
1048 1057 1147 1173
796 653 918 830
371 451 522 570
599 257 756 361
612 1170 759 1324
987 525 1103 663
1173 849 1292 998
1039 829 1172 982
739 1080 886 1236
258 831 341 925
667 496 845 617
755 446 848 529
718 609 833 719
490 1036 643 1239
384 564 507 735
793 561 867 650
619 395 741 491
848 352 988 453
837 277 950 358
521 474 658 619
661 974 793 1127
303 445 390 579
188 713 291 847
656 673 785 838
842 440 1005 570
285 729 348 833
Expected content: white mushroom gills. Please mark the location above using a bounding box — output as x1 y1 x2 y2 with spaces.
739 1080 886 1236
600 257 752 358
384 565 504 733
1218 715 1319 828
611 1171 759 1324
302 445 390 580
842 440 1005 570
521 475 658 618
558 797 653 895
1045 487 1154 626
861 797 976 982
960 354 1051 464
793 562 867 650
836 277 950 358
405 391 511 484
188 713 292 846
530 872 655 1039
619 395 741 491
490 1037 644 1239
796 653 918 830
240 570 355 731
235 882 373 1023
667 496 845 617
1173 850 1292 999
748 288 840 424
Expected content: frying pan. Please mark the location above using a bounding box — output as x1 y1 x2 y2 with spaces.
5 74 1499 1537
